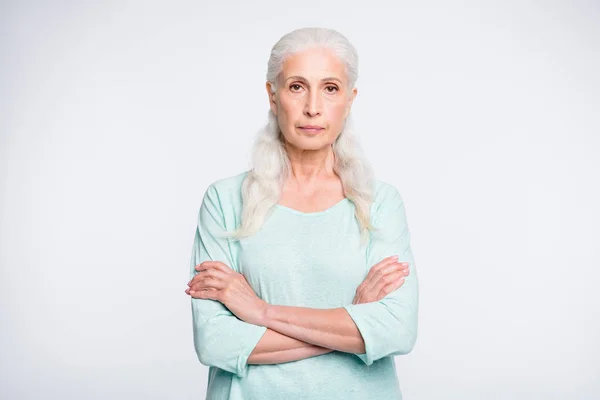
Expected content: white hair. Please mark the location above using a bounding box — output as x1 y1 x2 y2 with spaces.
225 27 376 244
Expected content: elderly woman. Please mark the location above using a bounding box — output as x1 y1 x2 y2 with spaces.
185 27 419 399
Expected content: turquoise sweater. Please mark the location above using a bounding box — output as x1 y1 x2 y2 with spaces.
189 171 418 399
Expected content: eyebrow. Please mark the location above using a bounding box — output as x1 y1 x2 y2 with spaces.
284 76 343 84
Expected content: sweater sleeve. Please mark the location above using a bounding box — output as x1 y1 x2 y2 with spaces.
189 184 267 378
343 185 419 365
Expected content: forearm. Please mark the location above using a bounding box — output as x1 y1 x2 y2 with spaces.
248 328 334 364
260 304 365 354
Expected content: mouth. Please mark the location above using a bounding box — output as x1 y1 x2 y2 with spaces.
297 125 325 133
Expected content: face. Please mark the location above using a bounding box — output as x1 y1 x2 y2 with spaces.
266 47 358 151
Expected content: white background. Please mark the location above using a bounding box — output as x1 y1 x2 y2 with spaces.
1 1 599 399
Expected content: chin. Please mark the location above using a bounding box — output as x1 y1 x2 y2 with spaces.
291 137 334 151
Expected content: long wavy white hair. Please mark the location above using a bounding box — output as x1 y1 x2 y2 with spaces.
225 27 376 244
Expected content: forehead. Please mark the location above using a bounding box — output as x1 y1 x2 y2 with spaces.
281 47 347 82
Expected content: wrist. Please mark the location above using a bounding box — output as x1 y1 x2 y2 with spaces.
258 300 273 327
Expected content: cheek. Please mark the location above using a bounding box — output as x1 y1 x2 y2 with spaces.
278 98 301 121
276 101 298 133
326 102 348 121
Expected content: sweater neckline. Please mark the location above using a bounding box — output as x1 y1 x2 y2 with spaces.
274 198 351 217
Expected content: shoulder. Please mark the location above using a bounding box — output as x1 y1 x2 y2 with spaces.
371 179 404 211
369 179 410 229
207 170 249 195
202 170 249 209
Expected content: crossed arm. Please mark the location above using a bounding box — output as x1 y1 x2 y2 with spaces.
247 323 341 365
189 260 367 365
253 303 367 361
189 255 411 365
189 183 418 378
191 259 410 365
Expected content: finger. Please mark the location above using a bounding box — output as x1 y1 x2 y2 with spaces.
370 268 409 301
185 287 207 296
364 257 401 283
195 261 233 273
372 259 408 277
197 266 230 280
210 262 235 275
397 264 409 278
378 262 409 282
377 276 406 299
368 256 398 273
353 293 368 305
191 269 230 291
194 262 215 272
190 265 223 284
363 261 405 293
357 259 408 301
191 277 227 292
190 288 218 300
380 262 408 277
353 282 380 304
189 272 204 286
186 285 210 293
371 269 404 292
381 255 399 263
353 291 377 305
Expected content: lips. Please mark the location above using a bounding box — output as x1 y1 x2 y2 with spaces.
299 125 324 129
298 125 324 134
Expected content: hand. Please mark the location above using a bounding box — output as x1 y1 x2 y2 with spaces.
352 255 409 304
185 261 269 326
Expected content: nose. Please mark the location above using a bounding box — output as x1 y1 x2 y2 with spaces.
303 90 322 117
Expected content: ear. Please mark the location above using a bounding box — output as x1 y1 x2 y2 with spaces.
343 87 358 119
265 81 277 115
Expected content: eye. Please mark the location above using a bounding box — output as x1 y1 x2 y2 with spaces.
325 85 339 93
290 84 303 92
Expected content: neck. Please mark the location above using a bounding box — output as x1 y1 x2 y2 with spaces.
284 142 337 184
